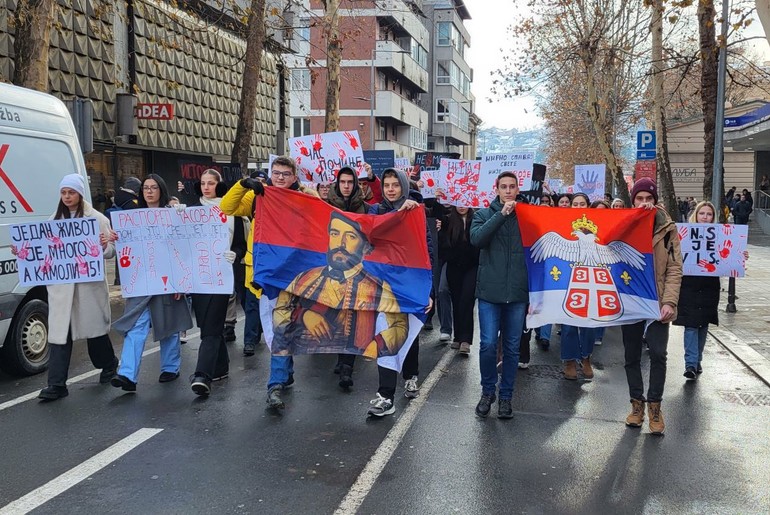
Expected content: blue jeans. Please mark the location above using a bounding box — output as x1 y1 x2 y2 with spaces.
684 326 708 369
242 288 262 345
478 300 526 400
594 327 605 342
267 355 295 390
118 307 181 383
560 325 595 361
535 324 552 341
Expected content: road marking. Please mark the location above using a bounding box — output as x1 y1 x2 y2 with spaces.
334 348 456 515
0 428 163 514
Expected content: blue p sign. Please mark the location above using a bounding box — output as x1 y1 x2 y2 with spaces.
637 131 656 151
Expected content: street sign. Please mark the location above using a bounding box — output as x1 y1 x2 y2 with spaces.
634 161 657 182
637 131 656 151
636 150 656 161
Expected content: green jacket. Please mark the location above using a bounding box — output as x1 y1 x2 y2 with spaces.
470 198 529 304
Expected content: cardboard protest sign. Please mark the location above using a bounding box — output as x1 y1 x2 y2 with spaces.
420 171 437 199
111 207 234 297
363 150 395 178
394 157 411 172
290 131 365 183
677 223 748 277
11 218 104 286
479 151 535 191
518 163 547 205
575 164 606 201
438 158 489 208
413 152 459 179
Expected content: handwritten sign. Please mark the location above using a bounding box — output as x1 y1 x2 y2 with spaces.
413 152 459 179
438 158 489 208
290 131 365 183
420 171 437 199
518 164 547 205
11 218 104 286
575 164 606 202
394 157 411 172
363 149 395 178
677 223 748 277
111 207 234 297
479 151 535 192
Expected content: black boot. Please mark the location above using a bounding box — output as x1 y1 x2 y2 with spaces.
38 385 69 401
339 364 353 390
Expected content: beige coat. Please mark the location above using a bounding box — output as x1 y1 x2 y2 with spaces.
47 202 116 344
652 206 683 315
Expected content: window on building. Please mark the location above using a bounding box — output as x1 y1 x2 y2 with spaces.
410 40 428 69
297 18 310 42
436 99 449 123
290 69 310 90
410 127 427 150
437 61 450 84
292 118 311 137
437 22 451 46
377 121 387 141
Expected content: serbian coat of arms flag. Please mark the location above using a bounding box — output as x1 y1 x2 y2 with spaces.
252 187 432 372
516 204 660 328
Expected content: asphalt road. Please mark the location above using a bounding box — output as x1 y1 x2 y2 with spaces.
0 311 768 514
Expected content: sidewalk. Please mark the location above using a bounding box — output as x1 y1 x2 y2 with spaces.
708 219 770 386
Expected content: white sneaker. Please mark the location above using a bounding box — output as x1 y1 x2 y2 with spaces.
440 333 451 342
518 362 529 370
367 393 395 417
594 339 603 346
404 376 420 398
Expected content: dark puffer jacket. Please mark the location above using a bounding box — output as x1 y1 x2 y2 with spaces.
327 170 367 214
673 275 720 328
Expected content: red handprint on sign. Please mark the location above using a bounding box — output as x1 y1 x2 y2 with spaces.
332 142 347 160
294 140 310 157
718 240 733 259
75 255 89 275
47 234 64 250
730 269 739 278
343 131 359 150
85 238 101 257
15 241 31 260
678 226 688 241
40 255 53 274
212 206 227 223
304 169 314 181
698 259 716 273
722 224 733 235
119 247 133 268
315 164 324 177
312 134 323 152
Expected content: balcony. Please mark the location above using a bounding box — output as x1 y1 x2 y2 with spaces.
375 0 429 47
375 41 429 93
432 121 471 146
375 90 428 131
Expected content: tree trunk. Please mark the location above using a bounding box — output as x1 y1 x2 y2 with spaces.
650 0 677 217
231 0 266 173
324 0 341 132
12 0 55 91
698 0 718 201
583 58 631 207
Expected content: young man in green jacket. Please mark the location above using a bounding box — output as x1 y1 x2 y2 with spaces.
469 172 529 419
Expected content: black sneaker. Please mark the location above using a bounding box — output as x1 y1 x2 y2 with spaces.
38 385 69 401
339 364 353 390
110 374 137 392
498 399 513 419
538 338 550 351
267 386 285 409
696 364 703 374
223 325 236 343
683 367 697 380
158 371 179 383
284 374 295 388
475 393 496 418
190 375 211 396
243 342 256 356
99 357 119 384
211 371 229 382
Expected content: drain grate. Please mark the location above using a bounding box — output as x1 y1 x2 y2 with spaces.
718 391 770 406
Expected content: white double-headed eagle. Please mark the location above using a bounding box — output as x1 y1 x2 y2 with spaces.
531 215 645 269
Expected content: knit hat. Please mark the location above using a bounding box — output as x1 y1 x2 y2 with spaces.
59 173 86 198
122 176 142 196
631 177 658 204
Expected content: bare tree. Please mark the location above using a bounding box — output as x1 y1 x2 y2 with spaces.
322 0 341 132
11 0 55 90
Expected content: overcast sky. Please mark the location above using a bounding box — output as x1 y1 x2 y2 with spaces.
464 1 770 131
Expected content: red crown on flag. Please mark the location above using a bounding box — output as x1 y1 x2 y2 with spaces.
571 214 598 234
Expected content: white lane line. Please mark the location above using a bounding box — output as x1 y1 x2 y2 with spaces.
0 427 163 514
334 348 456 515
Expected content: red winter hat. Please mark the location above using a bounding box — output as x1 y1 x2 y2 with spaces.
631 177 658 204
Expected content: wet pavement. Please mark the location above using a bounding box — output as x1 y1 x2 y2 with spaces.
1 310 768 514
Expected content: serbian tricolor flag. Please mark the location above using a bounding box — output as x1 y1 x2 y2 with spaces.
252 187 431 372
517 204 660 328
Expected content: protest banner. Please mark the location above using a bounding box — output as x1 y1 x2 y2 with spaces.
547 178 564 194
438 158 490 208
363 149 395 178
575 164 607 202
412 152 459 178
518 163 547 205
289 131 365 183
394 157 411 172
10 218 104 286
419 171 437 199
677 223 748 277
252 188 431 372
111 206 234 298
479 151 535 192
518 205 660 328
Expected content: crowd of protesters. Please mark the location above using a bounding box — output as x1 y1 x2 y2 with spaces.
25 153 761 437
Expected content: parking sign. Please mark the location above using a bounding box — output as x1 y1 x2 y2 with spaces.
637 131 656 151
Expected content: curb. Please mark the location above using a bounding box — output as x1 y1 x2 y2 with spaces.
709 326 770 388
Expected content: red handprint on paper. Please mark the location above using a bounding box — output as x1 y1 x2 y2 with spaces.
343 131 359 150
294 140 310 157
730 269 739 278
425 176 435 188
312 134 323 152
40 255 53 274
698 259 716 273
719 240 733 259
678 226 688 241
315 164 324 177
722 224 733 236
15 241 31 260
75 255 89 275
303 169 314 181
332 142 347 160
85 238 101 257
47 234 63 250
212 206 227 223
119 247 133 268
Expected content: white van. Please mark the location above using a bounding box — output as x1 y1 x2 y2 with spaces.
0 83 91 375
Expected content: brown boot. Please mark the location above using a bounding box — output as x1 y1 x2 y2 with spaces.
647 401 665 435
581 356 594 379
563 360 577 380
625 399 645 427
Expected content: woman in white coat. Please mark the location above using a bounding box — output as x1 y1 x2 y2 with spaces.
40 174 119 400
